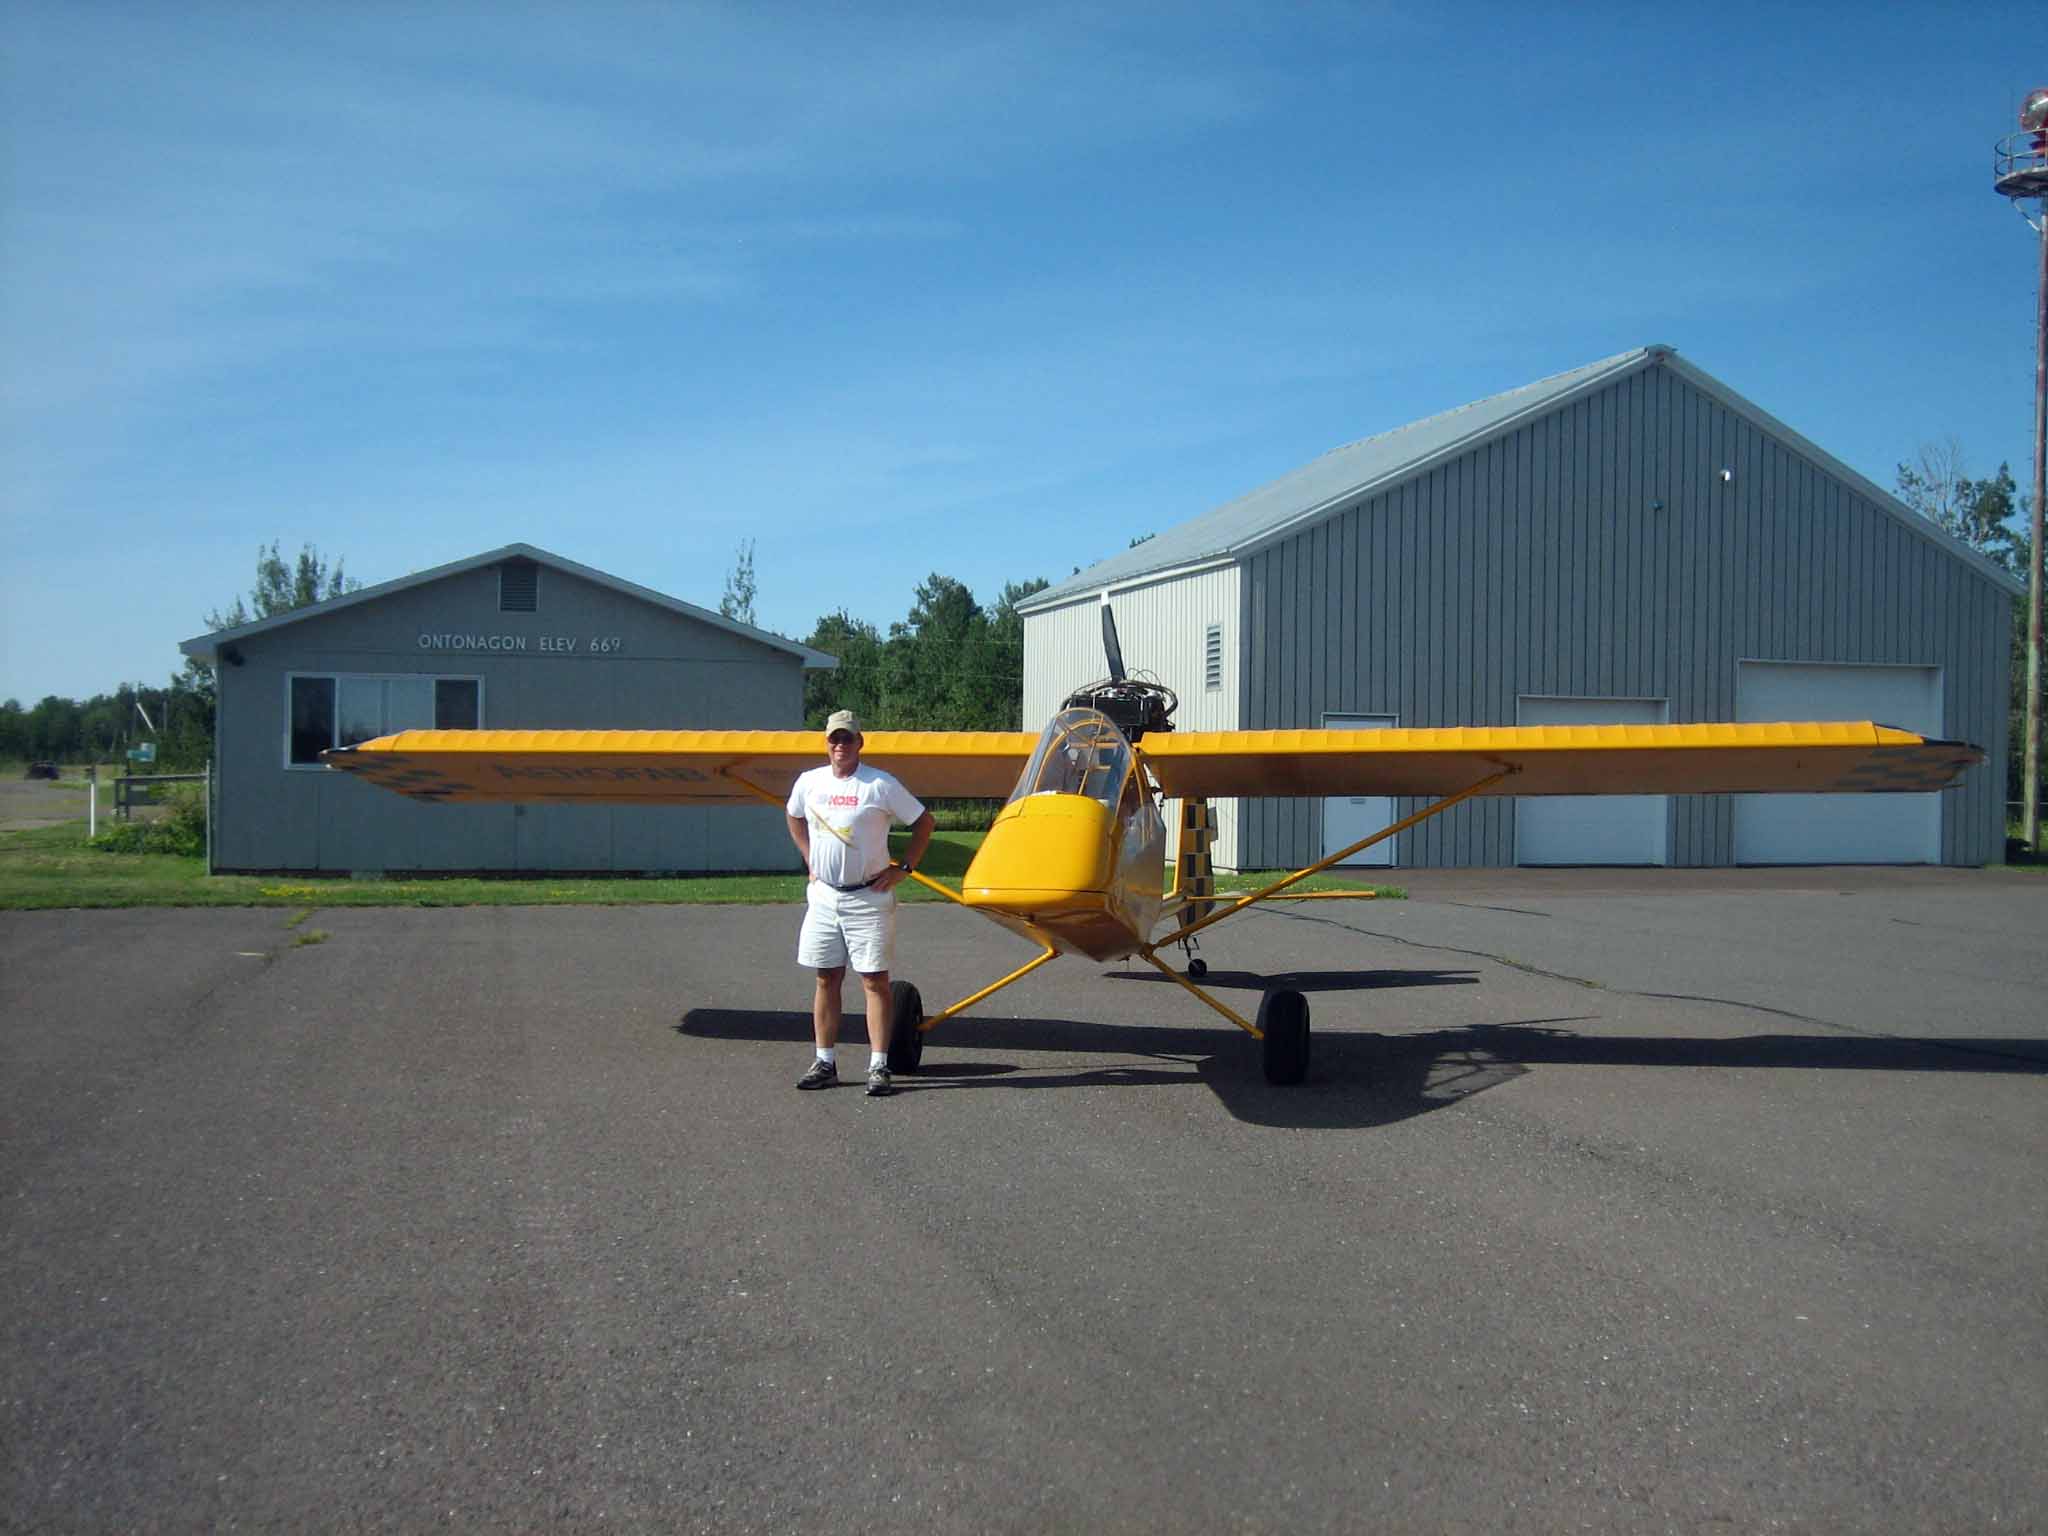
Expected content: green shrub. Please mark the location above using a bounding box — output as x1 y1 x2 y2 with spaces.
91 783 207 857
927 798 1000 832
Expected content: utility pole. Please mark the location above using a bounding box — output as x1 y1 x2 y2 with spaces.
1993 88 2048 854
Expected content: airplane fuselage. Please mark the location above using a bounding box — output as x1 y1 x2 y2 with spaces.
959 707 1169 962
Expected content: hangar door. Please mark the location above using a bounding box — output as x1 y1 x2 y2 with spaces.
1515 696 1670 865
1321 713 1397 866
1734 662 1942 864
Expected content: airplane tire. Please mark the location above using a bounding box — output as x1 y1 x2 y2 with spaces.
886 980 925 1074
1259 988 1310 1085
1187 958 1208 978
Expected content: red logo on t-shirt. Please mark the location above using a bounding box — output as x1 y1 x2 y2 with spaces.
825 794 857 807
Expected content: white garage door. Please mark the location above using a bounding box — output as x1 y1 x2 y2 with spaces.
1734 662 1942 864
1515 697 1669 865
1321 713 1397 866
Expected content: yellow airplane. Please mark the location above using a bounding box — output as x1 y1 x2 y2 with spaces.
324 611 1982 1085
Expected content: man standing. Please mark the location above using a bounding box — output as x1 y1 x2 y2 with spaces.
785 710 935 1097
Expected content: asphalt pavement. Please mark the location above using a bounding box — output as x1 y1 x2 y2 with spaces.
3 869 2043 1532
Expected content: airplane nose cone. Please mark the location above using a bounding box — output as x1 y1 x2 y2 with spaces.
962 794 1114 909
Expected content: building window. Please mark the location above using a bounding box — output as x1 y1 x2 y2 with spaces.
288 674 483 766
500 561 539 612
435 678 480 728
1203 623 1223 691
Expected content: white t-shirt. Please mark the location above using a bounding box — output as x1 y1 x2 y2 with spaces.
786 762 926 887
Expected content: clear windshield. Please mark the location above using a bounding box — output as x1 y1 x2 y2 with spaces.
1007 707 1134 809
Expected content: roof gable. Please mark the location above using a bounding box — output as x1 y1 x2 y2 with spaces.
1023 348 1658 609
1022 347 2022 608
179 543 839 667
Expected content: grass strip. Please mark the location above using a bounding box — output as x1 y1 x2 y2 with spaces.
1 820 1402 910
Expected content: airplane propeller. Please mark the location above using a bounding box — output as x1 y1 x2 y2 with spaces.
1102 603 1127 683
1066 602 1177 739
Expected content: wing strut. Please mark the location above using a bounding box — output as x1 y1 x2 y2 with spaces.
1149 769 1511 952
1132 769 1510 1039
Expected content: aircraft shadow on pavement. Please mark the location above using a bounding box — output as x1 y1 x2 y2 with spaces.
1100 965 1480 994
678 1007 2048 1131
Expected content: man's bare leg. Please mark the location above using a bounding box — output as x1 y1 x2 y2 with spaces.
858 970 892 1055
813 966 845 1050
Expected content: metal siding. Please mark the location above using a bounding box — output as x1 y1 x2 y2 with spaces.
1235 361 2008 870
1021 598 1106 725
1022 567 1245 864
1493 434 1518 852
213 564 805 873
1941 556 1960 856
1591 389 1613 694
1287 533 1310 856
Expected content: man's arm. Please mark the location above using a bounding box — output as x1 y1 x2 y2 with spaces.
786 815 813 879
901 809 935 872
874 809 935 892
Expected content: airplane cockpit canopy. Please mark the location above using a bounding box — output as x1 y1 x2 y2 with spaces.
1008 707 1133 809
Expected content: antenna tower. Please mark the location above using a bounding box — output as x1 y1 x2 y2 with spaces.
1994 88 2048 854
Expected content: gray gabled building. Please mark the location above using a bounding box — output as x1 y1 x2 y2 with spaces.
181 543 834 874
1020 346 2019 869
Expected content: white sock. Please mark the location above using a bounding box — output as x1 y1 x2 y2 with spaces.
870 1050 888 1070
816 1048 835 1065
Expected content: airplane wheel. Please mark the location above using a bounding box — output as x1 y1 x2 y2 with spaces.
886 980 924 1074
1258 988 1310 1085
1187 958 1208 978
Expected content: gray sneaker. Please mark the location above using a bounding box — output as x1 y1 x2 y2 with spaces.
796 1059 837 1090
865 1063 894 1097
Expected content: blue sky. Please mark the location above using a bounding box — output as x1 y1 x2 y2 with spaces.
3 1 2041 703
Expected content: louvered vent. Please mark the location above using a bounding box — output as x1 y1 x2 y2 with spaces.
1204 623 1223 690
499 561 539 612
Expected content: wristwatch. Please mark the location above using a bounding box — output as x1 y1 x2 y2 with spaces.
896 859 915 876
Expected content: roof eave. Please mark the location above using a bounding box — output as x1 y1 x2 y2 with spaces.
178 542 841 666
1015 553 1239 614
1656 354 2028 598
1229 349 1664 566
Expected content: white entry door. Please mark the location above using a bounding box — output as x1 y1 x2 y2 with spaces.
1322 713 1397 866
1734 662 1942 864
1516 696 1670 865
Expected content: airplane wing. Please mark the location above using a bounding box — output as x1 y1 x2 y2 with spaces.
1138 722 1981 799
321 729 1039 804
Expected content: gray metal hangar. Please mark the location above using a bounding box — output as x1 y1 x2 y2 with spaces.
181 543 834 874
1019 346 2019 870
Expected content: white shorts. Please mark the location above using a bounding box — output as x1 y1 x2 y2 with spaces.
797 882 898 974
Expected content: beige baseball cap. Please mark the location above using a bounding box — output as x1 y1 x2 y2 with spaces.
824 709 863 737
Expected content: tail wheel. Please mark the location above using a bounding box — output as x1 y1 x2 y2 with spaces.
886 980 925 1074
1258 988 1310 1085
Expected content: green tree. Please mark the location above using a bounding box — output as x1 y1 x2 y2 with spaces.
1896 443 2036 808
203 539 362 631
980 577 1050 729
801 573 1050 733
183 540 364 717
718 540 758 627
1895 441 2023 571
27 695 82 759
803 610 886 727
897 574 983 729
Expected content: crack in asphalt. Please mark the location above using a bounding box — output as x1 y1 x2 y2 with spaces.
1438 900 1556 918
1246 902 2047 1066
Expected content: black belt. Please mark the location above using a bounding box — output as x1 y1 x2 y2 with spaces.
823 873 883 892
